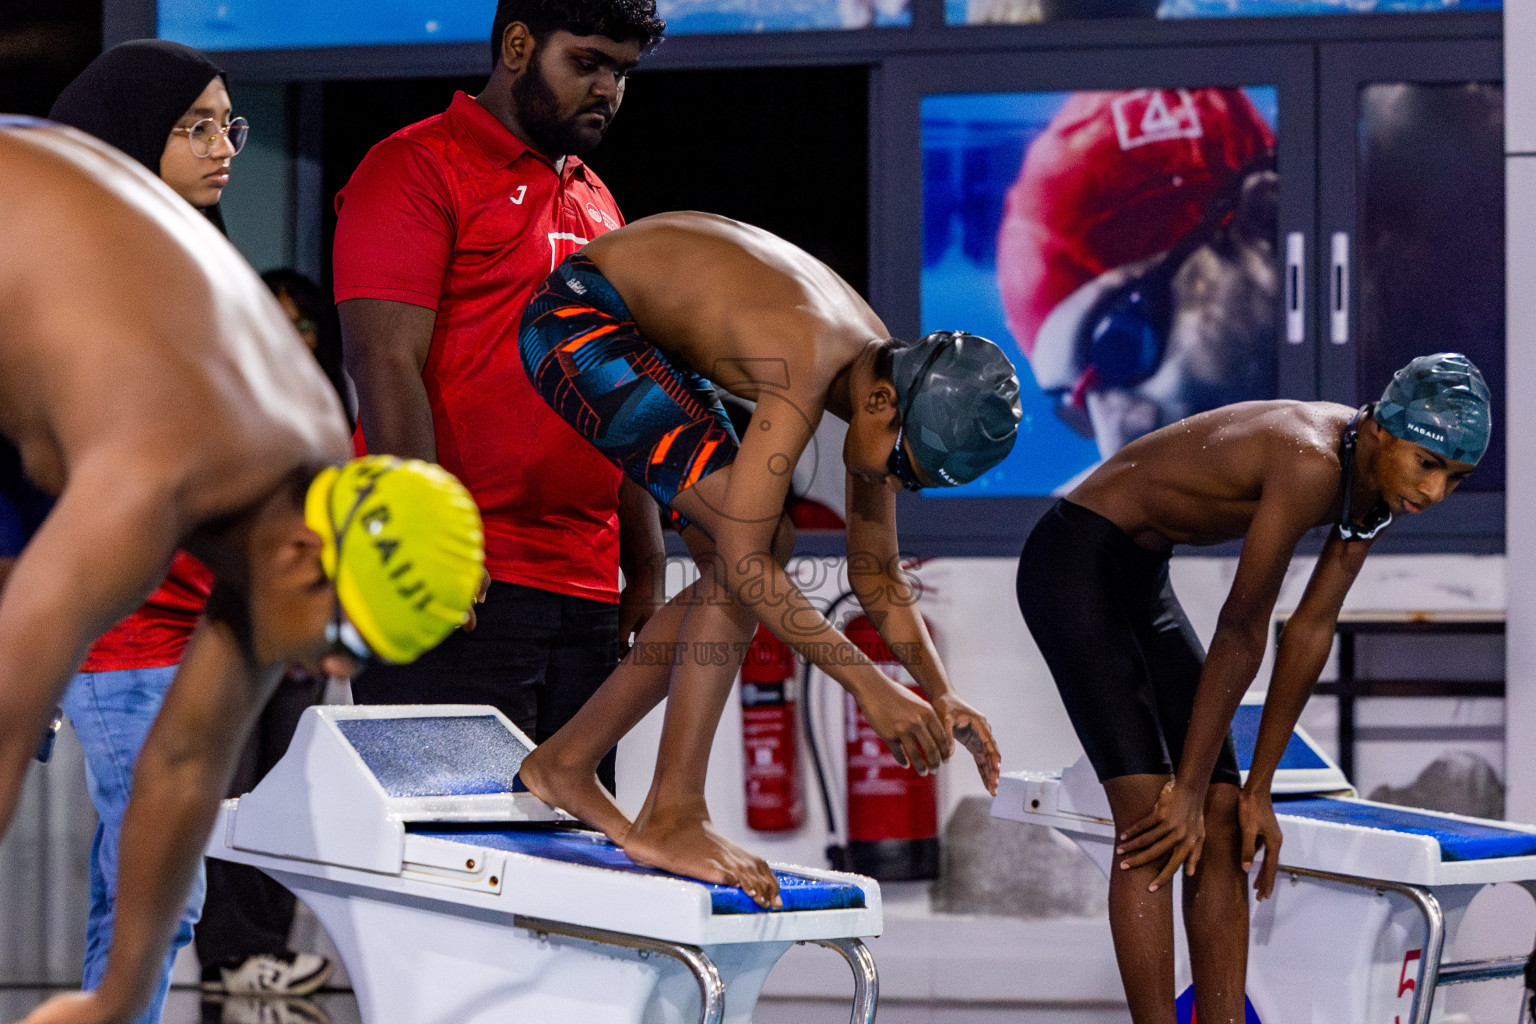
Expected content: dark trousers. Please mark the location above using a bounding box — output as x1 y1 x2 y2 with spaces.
350 581 622 792
196 672 326 967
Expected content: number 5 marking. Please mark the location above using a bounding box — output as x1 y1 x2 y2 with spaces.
1392 948 1422 1023
1398 948 1421 997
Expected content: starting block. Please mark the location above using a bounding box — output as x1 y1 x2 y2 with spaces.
207 705 881 1024
992 701 1536 1024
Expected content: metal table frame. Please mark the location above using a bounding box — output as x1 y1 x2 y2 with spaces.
1280 866 1535 1024
516 915 879 1024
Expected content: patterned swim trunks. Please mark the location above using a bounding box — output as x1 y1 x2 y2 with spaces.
519 252 740 531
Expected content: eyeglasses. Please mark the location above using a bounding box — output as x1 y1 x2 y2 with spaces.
887 428 925 492
171 116 249 158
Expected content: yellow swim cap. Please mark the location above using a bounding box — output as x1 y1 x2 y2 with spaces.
305 456 484 664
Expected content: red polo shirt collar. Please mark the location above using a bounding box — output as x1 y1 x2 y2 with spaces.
447 90 589 183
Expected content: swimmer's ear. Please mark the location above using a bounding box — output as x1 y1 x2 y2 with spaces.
266 516 327 588
863 381 898 415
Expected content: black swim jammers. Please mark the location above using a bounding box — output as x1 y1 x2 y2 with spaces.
1016 499 1240 786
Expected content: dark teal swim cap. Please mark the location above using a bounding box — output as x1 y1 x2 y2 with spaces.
1373 352 1491 465
890 331 1022 487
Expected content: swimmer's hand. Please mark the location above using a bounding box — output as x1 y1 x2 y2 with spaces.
617 570 663 651
1116 779 1206 893
16 990 127 1024
462 568 492 633
858 678 951 776
934 693 1001 795
1239 785 1284 900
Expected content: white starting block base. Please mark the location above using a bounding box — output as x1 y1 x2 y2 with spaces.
208 706 882 1024
992 702 1536 1024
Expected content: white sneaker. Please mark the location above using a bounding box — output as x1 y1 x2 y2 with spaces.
211 997 333 1024
204 952 334 997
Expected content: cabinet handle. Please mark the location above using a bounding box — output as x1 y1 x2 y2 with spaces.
1330 231 1350 346
1285 232 1305 344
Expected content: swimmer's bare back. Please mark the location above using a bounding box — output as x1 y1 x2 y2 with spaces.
1068 400 1357 551
583 212 886 411
0 125 349 532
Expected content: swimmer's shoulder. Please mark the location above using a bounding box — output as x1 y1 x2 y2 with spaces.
589 211 776 257
1247 399 1354 457
0 123 160 215
1240 400 1354 510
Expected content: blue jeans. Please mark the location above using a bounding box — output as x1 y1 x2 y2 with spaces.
63 666 206 1024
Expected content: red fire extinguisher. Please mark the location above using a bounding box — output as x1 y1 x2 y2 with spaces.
841 614 940 880
741 624 804 832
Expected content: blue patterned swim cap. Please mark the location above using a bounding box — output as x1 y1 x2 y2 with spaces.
1373 353 1490 466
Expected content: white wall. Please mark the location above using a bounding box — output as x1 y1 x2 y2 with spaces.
1506 0 1536 824
0 724 92 986
617 552 1506 861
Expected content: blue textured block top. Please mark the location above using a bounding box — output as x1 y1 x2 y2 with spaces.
1276 798 1536 861
410 824 867 915
337 717 529 797
1229 704 1329 773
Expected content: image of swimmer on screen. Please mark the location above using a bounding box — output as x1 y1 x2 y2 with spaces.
1016 354 1489 1023
923 86 1279 495
515 211 1015 908
0 121 483 1024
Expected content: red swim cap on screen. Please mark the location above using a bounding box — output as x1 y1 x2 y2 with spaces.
997 88 1275 360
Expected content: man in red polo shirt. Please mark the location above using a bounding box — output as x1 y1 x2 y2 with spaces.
333 0 666 792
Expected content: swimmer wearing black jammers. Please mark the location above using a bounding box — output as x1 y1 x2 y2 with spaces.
1017 353 1489 1024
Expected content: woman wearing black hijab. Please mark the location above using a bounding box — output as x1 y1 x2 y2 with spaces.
44 39 248 1024
50 39 245 224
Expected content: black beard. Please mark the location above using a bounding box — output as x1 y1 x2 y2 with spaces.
511 52 609 158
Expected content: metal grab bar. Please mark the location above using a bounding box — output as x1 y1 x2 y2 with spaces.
1281 866 1444 1024
514 914 726 1024
805 937 879 1024
1435 955 1530 986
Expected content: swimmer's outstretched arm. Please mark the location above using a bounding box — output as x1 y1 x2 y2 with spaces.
0 461 180 843
845 473 1001 793
689 392 951 775
18 611 280 1024
1116 453 1340 894
1238 531 1370 898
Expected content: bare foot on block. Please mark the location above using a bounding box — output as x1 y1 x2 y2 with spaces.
623 802 782 909
518 745 633 843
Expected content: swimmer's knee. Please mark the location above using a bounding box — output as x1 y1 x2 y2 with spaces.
1204 780 1240 810
1103 772 1174 826
1199 782 1243 844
